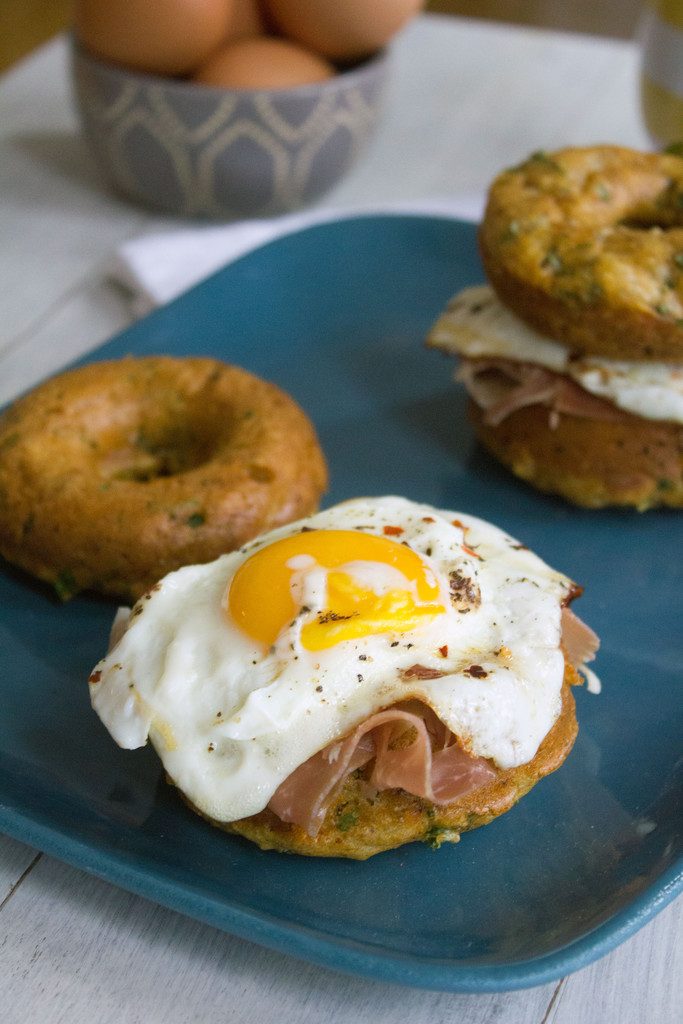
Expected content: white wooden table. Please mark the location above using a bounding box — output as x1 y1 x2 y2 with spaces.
1 16 681 1022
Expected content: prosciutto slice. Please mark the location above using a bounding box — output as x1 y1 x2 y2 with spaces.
268 607 600 837
561 606 600 667
457 358 629 426
268 704 496 836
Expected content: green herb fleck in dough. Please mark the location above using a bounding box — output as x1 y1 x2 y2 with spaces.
586 281 604 303
527 150 563 172
187 512 206 528
502 220 520 241
336 808 359 832
424 826 460 850
542 249 564 273
0 431 20 451
54 569 77 602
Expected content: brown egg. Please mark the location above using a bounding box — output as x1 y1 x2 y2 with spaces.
226 0 268 40
193 36 335 89
265 0 424 62
74 0 234 77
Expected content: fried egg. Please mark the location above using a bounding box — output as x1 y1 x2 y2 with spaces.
429 285 683 423
89 496 577 824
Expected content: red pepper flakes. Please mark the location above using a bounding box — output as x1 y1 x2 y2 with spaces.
422 516 435 523
402 664 447 680
465 664 488 678
461 543 482 559
383 525 404 536
451 519 465 529
88 670 102 685
438 645 448 657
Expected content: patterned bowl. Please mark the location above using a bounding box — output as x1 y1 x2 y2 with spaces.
70 39 389 219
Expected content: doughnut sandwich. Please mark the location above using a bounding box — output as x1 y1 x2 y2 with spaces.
89 496 599 859
428 145 683 509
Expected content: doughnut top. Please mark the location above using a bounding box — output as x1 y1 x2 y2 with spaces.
0 356 328 600
479 145 683 362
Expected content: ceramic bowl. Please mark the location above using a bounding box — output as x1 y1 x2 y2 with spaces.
70 39 389 219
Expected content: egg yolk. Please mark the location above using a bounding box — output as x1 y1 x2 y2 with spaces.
228 529 445 651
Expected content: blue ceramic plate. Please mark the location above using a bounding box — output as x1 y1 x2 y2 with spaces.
0 216 681 992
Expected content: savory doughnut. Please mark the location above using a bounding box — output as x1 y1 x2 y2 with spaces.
428 274 683 510
89 495 597 860
212 667 579 860
0 356 327 600
467 395 683 511
479 145 683 362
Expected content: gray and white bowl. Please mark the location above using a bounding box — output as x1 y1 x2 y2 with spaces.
70 39 390 219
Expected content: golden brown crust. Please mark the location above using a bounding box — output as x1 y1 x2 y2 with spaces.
190 667 580 860
468 398 683 510
479 145 683 361
0 356 328 600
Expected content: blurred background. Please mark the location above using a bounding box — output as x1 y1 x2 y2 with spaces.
0 0 641 74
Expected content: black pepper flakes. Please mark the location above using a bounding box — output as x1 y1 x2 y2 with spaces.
465 664 488 678
318 610 356 624
449 570 481 611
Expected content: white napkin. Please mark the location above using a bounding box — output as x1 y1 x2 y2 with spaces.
110 195 484 318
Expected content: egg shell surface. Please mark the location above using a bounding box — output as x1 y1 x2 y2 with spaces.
193 35 335 88
74 0 234 77
226 0 267 41
265 0 425 62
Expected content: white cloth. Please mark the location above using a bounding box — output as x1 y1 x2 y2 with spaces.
110 196 484 318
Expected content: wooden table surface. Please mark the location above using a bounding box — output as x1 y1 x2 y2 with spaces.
1 15 681 1023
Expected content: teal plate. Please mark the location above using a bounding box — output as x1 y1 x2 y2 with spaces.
0 216 681 992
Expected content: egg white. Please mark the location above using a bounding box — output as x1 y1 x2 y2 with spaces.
429 285 683 423
89 496 576 823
